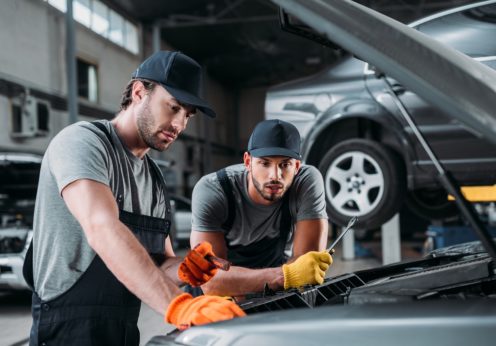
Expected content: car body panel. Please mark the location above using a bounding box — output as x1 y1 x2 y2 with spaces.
149 300 496 346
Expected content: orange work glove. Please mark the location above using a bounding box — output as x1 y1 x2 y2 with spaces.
178 242 218 286
165 293 246 330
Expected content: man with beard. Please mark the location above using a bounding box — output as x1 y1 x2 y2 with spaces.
25 51 245 346
190 119 332 296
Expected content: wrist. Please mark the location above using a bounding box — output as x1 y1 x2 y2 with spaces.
268 267 285 291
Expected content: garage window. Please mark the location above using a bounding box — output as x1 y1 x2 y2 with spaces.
44 0 139 55
77 58 98 103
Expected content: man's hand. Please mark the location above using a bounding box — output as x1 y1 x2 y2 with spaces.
282 251 333 289
165 293 246 330
178 242 219 286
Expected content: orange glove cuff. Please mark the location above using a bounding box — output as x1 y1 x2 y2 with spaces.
165 293 193 327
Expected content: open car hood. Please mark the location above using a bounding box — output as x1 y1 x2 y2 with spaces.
271 0 496 144
0 152 42 217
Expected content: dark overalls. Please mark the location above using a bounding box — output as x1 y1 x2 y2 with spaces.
23 122 172 346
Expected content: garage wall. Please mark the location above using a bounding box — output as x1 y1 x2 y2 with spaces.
0 0 141 153
238 86 267 149
0 0 263 196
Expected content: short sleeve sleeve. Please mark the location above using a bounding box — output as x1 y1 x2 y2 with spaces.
293 165 328 221
191 174 229 232
47 123 110 194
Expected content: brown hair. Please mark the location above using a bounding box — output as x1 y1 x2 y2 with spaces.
119 78 156 110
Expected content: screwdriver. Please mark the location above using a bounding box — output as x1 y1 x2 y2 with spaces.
327 216 358 255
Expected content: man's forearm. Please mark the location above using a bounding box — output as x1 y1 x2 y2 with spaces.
88 220 182 314
200 265 284 296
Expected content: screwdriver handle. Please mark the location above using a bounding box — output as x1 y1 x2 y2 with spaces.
205 254 231 271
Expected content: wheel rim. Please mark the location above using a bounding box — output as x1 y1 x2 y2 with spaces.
325 150 385 217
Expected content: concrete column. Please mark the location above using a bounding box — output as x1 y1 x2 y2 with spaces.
381 213 401 264
65 0 78 124
152 22 161 52
342 228 355 260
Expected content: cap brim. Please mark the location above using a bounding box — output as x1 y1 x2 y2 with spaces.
249 147 301 160
161 84 216 118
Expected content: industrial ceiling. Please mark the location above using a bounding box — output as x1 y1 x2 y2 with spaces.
103 0 478 88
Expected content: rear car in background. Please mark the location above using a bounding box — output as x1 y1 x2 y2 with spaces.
265 1 496 230
169 194 193 248
0 153 40 291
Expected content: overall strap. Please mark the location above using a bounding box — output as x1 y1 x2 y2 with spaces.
146 156 173 217
278 191 292 253
91 121 114 145
216 168 236 232
22 241 34 290
90 121 125 207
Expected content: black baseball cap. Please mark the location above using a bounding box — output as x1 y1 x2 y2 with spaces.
248 119 302 160
132 51 216 118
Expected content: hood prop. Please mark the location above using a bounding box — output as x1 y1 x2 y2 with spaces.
376 71 496 262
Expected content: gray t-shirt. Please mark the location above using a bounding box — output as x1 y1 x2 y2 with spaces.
33 120 167 300
191 164 327 249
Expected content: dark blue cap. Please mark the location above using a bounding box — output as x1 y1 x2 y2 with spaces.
132 51 216 117
248 119 301 160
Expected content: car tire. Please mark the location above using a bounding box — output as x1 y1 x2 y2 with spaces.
318 138 406 229
405 188 459 221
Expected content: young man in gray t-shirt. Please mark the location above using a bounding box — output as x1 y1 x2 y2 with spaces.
26 51 244 345
191 119 333 296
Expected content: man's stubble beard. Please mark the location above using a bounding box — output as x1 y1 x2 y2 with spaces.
250 163 287 202
252 176 282 202
136 98 169 152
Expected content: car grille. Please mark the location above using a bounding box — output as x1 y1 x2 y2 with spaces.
0 236 26 254
238 273 365 314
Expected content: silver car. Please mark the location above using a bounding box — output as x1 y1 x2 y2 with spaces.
170 194 193 248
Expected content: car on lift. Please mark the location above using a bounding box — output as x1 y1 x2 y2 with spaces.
146 0 496 345
265 0 496 230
